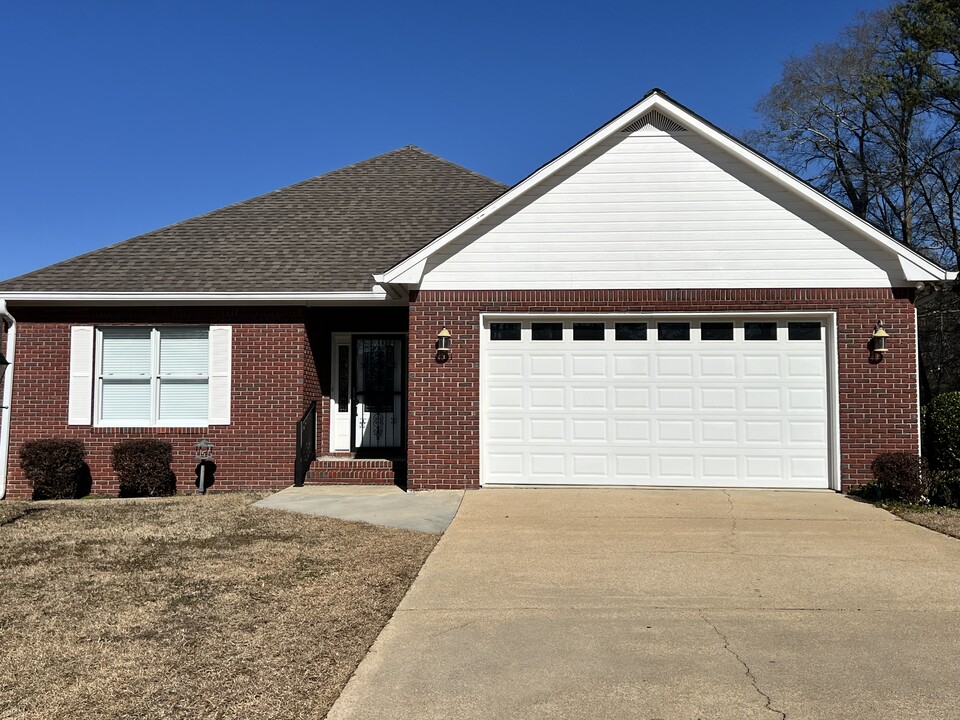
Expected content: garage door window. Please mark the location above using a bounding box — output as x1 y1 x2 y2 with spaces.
658 322 690 341
573 323 605 341
788 322 822 340
745 322 778 341
615 322 647 341
532 323 563 341
701 322 734 341
490 323 521 341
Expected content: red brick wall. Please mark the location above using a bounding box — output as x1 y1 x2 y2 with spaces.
3 307 310 499
407 288 919 492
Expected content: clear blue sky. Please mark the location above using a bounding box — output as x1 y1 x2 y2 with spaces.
1 0 893 281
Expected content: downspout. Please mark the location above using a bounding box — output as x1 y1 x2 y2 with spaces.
0 299 16 500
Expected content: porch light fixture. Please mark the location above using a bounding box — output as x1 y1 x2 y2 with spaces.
0 351 8 383
436 327 452 362
870 321 889 362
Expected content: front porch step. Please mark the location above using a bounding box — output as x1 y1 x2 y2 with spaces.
304 457 407 486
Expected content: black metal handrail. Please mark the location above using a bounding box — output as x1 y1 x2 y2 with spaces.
294 400 317 487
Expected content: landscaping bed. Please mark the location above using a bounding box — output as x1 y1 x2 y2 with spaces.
0 493 439 719
885 503 960 541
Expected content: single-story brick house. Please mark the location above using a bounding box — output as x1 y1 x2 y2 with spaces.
0 90 953 499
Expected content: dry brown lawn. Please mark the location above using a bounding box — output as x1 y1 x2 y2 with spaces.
889 504 960 540
0 493 439 719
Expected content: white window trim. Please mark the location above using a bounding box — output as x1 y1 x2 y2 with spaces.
95 326 211 428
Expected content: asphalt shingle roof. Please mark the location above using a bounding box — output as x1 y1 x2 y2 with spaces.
0 146 507 294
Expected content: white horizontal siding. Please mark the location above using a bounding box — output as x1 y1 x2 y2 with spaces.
421 132 904 289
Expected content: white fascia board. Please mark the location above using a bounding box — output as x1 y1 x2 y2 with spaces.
656 101 952 282
383 91 952 287
381 95 664 284
0 289 394 306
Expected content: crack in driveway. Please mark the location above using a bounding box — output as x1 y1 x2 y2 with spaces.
701 612 787 720
721 489 737 554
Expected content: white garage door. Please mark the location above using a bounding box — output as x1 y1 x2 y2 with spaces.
482 315 832 489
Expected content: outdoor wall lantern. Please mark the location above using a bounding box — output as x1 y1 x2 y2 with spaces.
0 351 8 383
436 327 452 362
870 321 889 363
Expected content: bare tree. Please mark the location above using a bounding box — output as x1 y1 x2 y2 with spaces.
747 2 960 267
749 1 960 397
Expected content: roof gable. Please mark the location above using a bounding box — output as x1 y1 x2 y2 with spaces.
0 146 506 297
382 91 951 287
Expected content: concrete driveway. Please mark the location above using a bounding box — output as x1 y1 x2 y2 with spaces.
326 489 960 720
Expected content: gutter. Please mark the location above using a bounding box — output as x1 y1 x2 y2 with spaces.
0 289 395 306
0 299 16 500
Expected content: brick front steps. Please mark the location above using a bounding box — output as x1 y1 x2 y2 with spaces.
304 457 407 486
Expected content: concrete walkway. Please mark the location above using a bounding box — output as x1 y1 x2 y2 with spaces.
327 488 960 720
254 485 463 533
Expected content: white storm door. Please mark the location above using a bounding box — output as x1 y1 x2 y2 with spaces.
330 336 352 452
353 336 404 450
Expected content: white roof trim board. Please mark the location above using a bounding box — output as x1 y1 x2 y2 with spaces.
382 90 953 286
0 289 393 306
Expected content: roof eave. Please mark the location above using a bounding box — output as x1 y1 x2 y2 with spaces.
0 289 398 307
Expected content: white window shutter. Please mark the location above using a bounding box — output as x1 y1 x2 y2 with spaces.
68 326 95 425
207 326 232 425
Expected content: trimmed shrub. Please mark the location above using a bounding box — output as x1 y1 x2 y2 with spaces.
926 391 960 471
112 440 176 497
19 439 88 500
870 452 928 503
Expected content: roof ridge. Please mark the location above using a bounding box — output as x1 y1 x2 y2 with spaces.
403 146 509 189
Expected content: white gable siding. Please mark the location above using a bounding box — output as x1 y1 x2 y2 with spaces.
420 130 905 289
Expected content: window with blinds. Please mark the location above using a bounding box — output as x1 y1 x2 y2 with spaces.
98 327 210 426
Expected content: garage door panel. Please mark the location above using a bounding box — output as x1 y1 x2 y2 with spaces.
657 354 694 377
573 454 608 477
530 453 565 476
744 420 782 443
699 354 737 377
483 315 830 489
614 355 649 377
529 418 565 441
571 355 608 377
788 421 827 443
746 456 783 479
657 419 695 442
530 387 565 409
787 355 826 376
615 455 652 478
488 453 524 478
614 387 650 409
486 354 524 377
488 387 524 409
571 419 608 441
658 455 696 479
657 387 695 409
529 355 565 377
788 388 826 410
700 387 737 411
701 420 738 443
488 418 523 441
700 456 740 481
743 387 782 410
614 419 651 441
743 355 781 377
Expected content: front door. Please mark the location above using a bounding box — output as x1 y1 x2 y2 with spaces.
330 334 405 453
353 336 404 451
